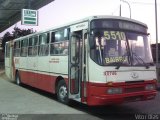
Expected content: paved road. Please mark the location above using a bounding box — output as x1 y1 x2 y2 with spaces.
69 92 160 120
0 73 160 120
0 75 81 114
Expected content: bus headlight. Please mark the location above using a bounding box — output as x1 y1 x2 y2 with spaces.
107 88 123 94
145 84 155 90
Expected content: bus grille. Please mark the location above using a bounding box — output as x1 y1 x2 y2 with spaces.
124 87 144 93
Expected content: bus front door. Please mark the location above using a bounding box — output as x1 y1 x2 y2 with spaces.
68 29 87 101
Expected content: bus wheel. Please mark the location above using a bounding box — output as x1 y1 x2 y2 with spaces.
57 80 69 104
15 72 21 86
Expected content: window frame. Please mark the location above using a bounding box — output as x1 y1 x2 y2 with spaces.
28 36 38 57
14 40 21 57
50 28 69 56
38 33 50 56
20 38 28 57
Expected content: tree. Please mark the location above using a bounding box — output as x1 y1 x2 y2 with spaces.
1 27 34 52
1 32 13 52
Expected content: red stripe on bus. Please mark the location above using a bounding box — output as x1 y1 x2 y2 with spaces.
19 70 68 93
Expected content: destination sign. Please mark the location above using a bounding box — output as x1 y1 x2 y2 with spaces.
90 19 147 33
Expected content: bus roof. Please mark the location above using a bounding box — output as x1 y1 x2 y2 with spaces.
14 15 147 41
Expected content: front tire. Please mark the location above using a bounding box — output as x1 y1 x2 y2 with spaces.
15 72 21 86
57 80 69 104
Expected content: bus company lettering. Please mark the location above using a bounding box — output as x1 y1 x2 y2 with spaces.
76 24 85 29
49 58 59 63
105 56 127 64
104 71 117 76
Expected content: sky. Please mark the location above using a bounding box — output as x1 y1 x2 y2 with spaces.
0 0 160 43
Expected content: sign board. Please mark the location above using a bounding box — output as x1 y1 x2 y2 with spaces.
21 9 38 26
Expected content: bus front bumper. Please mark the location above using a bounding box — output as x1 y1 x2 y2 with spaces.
87 91 157 106
86 81 157 106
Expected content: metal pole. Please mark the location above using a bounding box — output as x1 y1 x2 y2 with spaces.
28 0 31 9
120 0 122 16
155 0 159 82
121 0 131 18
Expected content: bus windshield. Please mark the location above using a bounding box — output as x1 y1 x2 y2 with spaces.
127 32 153 66
90 30 154 66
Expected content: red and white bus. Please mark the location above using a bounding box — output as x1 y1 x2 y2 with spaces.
5 16 157 105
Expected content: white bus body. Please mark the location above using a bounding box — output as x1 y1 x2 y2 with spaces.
5 16 157 105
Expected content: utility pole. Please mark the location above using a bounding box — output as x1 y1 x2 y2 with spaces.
120 0 122 16
120 0 131 18
155 0 159 82
28 0 31 9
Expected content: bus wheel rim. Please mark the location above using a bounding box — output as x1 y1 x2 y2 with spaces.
59 86 67 101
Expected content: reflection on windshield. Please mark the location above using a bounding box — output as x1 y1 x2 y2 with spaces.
90 30 154 66
90 30 129 65
127 32 153 66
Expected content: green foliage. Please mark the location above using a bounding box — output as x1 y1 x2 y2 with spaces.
1 27 34 52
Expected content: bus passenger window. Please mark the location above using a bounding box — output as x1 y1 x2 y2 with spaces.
28 36 38 56
55 30 64 42
14 41 21 57
21 39 28 57
39 33 49 56
51 32 55 43
50 30 69 56
50 41 68 55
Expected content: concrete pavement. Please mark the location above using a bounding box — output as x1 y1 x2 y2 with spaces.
0 76 84 114
0 75 102 120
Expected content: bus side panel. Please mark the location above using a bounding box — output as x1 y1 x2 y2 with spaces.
36 56 50 88
19 70 68 93
27 56 37 86
19 57 28 70
49 56 68 76
19 70 54 93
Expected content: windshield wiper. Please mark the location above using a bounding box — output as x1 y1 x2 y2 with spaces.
115 41 130 69
115 53 128 69
132 52 149 69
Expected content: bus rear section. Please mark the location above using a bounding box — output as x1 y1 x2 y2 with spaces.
86 17 157 105
5 41 14 80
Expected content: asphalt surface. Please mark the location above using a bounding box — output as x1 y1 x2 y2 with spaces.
0 73 101 120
